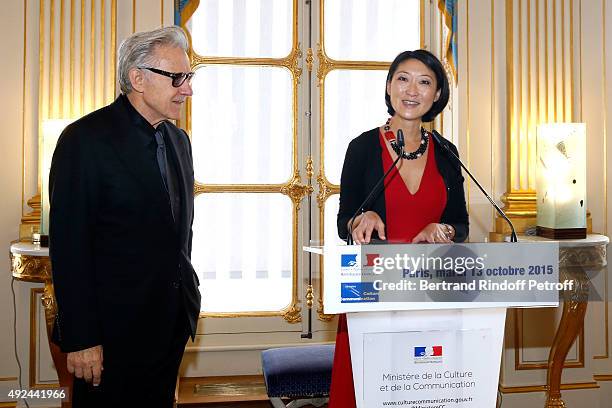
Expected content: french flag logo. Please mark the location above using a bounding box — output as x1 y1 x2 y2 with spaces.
414 346 443 357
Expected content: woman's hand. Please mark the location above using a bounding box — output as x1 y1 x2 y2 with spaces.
412 223 454 243
350 211 386 244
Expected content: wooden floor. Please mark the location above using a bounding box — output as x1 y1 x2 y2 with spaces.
176 376 328 407
177 375 274 407
178 402 273 408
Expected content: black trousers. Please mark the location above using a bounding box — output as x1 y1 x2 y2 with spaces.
72 307 190 408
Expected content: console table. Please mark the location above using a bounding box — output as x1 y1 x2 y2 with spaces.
10 241 72 408
519 234 609 407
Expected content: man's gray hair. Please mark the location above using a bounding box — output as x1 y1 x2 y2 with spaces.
117 26 189 94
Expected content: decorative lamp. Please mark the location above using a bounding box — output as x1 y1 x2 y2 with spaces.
40 119 73 237
536 123 587 239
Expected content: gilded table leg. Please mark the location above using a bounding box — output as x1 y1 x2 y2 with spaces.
42 281 73 408
545 301 587 407
545 265 589 408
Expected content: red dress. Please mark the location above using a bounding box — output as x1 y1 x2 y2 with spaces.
328 131 447 407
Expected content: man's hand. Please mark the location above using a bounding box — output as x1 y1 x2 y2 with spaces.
67 345 103 386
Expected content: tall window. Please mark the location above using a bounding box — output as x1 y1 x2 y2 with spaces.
189 0 299 317
187 0 426 319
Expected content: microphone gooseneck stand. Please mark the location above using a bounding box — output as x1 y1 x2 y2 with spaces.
431 130 517 243
347 129 405 245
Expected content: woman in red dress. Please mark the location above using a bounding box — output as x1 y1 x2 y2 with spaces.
331 49 469 407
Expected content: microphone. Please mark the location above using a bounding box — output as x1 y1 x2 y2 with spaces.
396 128 405 149
346 129 405 245
431 130 518 242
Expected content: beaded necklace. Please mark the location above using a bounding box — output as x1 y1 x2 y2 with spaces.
383 118 428 160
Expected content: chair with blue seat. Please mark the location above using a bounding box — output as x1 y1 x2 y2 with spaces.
261 344 335 408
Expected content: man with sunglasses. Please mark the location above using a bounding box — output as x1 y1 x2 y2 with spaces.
49 26 201 407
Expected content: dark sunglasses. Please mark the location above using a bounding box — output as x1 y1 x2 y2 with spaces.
138 66 195 87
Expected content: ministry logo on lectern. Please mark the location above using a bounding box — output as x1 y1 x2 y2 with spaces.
341 254 358 268
340 282 379 303
414 346 444 364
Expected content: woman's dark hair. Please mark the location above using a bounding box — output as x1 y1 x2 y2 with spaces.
385 49 450 122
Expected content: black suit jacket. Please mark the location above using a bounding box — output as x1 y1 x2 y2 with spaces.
337 127 469 242
49 95 201 353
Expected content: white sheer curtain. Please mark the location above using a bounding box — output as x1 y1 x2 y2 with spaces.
191 0 292 58
191 66 293 185
191 193 292 312
324 0 420 61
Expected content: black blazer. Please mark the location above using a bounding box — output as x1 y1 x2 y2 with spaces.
49 95 201 353
337 127 469 242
